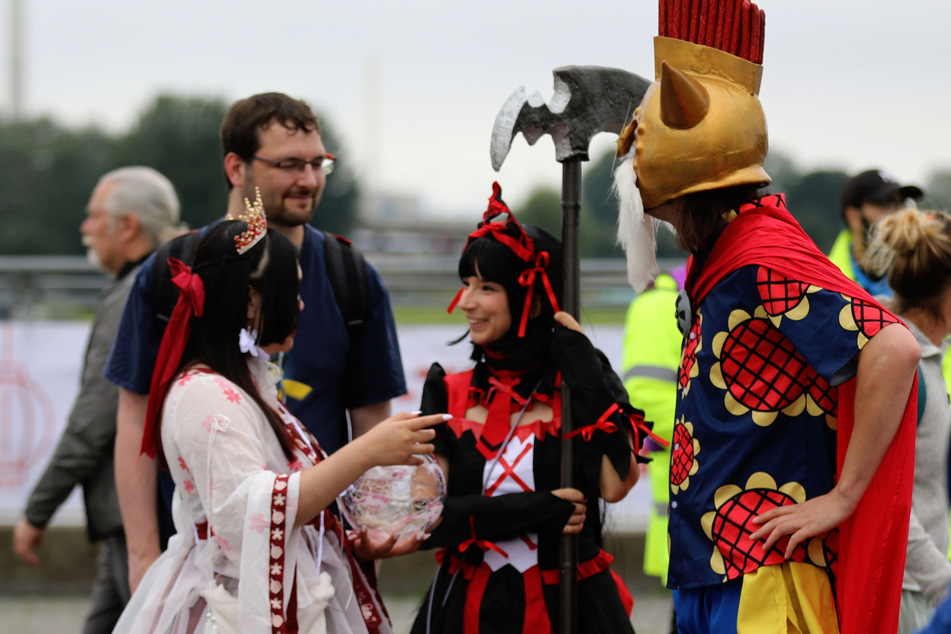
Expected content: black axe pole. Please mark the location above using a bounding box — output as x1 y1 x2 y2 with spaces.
489 65 651 634
558 157 582 634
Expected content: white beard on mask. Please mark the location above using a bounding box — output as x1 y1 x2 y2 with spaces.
613 157 659 293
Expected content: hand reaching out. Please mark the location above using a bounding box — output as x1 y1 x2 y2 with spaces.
357 411 444 468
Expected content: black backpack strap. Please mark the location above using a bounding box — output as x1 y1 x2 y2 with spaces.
151 230 202 330
323 231 372 410
323 231 370 337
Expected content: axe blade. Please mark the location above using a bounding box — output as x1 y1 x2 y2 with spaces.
491 87 524 172
490 66 652 171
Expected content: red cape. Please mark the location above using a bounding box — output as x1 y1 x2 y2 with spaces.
686 194 916 634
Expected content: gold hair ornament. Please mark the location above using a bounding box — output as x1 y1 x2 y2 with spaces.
233 187 268 254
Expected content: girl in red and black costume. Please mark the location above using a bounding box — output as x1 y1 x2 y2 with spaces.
410 183 655 634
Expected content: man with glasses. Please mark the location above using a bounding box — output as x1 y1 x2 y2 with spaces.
105 92 407 591
828 169 924 295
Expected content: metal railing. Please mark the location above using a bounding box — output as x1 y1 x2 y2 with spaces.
0 255 685 319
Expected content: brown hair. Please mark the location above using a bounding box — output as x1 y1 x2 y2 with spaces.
219 92 320 188
863 208 951 320
674 184 764 253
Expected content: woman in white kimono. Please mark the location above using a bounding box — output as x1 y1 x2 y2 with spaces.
114 202 441 634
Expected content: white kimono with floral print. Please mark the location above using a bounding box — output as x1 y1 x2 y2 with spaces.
114 358 391 634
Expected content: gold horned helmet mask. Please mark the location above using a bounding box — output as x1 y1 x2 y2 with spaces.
617 0 771 210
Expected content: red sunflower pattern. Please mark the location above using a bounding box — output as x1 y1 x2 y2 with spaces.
679 313 702 398
710 307 833 426
839 295 899 348
701 472 827 580
670 417 700 495
756 267 819 326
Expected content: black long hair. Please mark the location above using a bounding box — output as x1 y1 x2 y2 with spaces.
458 224 563 376
179 220 301 459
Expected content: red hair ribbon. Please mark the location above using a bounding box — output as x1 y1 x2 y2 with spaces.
447 285 465 314
461 183 535 263
516 251 561 337
466 219 534 263
449 183 561 338
141 258 206 458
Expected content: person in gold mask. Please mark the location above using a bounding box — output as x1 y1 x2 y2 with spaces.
612 1 921 631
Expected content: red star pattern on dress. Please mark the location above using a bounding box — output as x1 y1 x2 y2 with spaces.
268 474 290 633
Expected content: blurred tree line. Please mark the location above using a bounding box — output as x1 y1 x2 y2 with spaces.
516 150 951 258
0 94 358 255
4 93 951 258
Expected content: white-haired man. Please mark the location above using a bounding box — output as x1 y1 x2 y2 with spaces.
12 166 182 634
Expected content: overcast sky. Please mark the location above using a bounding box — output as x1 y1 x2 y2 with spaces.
3 0 949 217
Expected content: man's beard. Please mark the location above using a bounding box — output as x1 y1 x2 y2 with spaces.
85 248 104 271
82 234 109 272
243 182 316 228
614 157 659 292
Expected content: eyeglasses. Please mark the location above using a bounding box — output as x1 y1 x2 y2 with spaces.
252 153 335 176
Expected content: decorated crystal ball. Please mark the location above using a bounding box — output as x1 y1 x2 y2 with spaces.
340 454 446 540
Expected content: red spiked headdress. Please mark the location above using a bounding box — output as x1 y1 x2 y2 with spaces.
616 0 770 210
658 0 764 63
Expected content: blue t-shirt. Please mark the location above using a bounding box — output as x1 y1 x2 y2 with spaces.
105 224 406 454
667 264 898 589
282 227 406 452
851 246 892 298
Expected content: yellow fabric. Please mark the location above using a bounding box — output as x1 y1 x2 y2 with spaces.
621 272 682 584
281 379 313 401
827 230 856 282
737 563 839 634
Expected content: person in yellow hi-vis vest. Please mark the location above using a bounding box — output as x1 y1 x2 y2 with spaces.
621 267 684 592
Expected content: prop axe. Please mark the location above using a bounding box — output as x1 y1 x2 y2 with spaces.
490 65 649 634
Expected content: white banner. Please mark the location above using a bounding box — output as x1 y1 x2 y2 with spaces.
0 321 647 530
0 321 88 524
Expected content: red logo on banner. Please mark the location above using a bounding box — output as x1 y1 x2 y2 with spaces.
0 324 57 488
